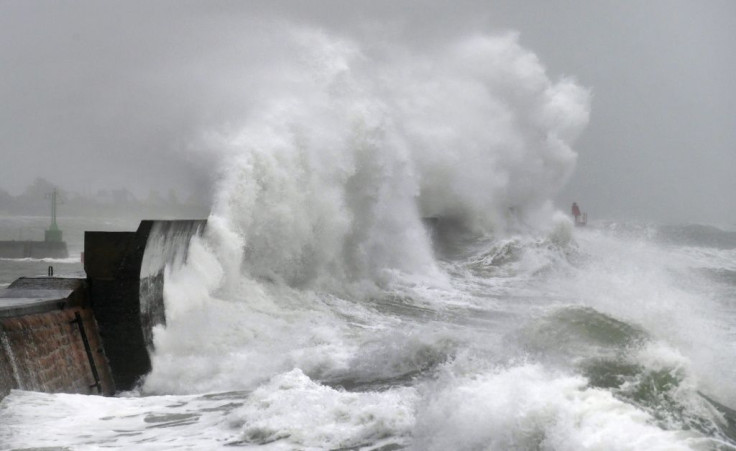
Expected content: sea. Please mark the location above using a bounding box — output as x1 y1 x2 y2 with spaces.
0 214 735 450
1 30 735 451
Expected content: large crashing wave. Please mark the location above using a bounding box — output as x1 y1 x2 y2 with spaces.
203 28 590 289
143 27 589 394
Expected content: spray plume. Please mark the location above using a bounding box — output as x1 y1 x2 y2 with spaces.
203 26 590 290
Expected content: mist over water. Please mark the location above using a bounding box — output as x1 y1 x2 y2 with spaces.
2 25 736 451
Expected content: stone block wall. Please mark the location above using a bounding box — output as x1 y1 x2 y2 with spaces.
0 304 114 398
0 220 206 399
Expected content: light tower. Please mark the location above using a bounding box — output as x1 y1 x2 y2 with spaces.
44 189 63 242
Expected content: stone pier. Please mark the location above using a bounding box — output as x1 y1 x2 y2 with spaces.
0 277 114 399
0 219 206 400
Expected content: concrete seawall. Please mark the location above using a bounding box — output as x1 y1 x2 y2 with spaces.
0 278 114 398
0 219 206 400
0 240 68 259
85 219 206 391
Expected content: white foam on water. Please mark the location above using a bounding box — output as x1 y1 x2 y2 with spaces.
0 389 237 449
1 371 417 450
674 246 736 272
146 246 356 393
412 363 713 451
555 227 736 407
146 234 470 396
228 368 416 449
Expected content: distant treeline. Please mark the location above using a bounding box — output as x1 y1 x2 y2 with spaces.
0 178 210 219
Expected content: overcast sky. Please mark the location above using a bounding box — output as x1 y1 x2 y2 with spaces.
1 1 734 225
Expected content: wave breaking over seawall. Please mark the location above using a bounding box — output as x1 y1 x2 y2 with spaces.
142 27 590 396
200 27 591 292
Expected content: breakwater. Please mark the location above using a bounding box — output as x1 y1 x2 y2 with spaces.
0 277 113 398
0 240 68 259
0 219 206 400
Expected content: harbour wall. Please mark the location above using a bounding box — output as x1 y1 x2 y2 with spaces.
0 219 206 400
85 219 206 391
0 278 114 398
0 240 68 259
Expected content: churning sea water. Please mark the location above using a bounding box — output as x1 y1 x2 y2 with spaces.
1 29 735 450
1 220 735 450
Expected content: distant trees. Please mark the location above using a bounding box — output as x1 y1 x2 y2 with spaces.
0 187 15 213
0 178 60 215
22 177 59 200
94 188 136 205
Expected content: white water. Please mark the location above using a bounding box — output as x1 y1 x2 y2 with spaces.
2 27 736 451
3 223 735 449
203 27 588 289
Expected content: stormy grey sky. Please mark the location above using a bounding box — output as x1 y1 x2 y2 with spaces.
1 1 734 224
